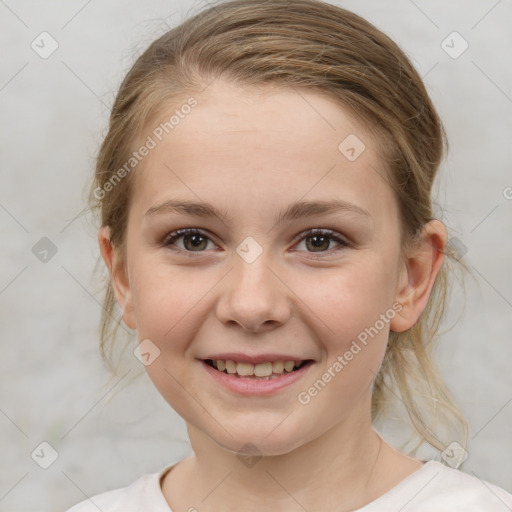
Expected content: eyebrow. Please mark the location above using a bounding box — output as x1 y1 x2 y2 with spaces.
144 198 371 225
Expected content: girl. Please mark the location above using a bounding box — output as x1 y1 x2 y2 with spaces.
67 0 512 510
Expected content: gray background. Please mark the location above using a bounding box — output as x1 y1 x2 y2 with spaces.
0 0 511 510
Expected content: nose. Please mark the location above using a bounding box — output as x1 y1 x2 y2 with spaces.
215 251 291 333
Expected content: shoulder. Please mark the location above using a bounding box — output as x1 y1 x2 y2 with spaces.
429 461 512 509
63 465 174 512
370 460 512 511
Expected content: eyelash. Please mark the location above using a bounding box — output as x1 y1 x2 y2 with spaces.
161 227 350 259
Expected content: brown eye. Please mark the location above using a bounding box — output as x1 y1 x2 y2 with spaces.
162 227 349 259
163 228 215 253
305 234 331 252
294 228 349 258
181 233 209 251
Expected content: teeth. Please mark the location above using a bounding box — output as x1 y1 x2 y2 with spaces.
273 360 284 373
236 362 256 376
225 360 237 374
210 359 305 377
284 361 295 372
254 362 273 377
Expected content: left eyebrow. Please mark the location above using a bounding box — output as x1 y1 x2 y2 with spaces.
144 198 372 225
275 199 371 224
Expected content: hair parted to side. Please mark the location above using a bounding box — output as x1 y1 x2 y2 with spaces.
88 0 470 453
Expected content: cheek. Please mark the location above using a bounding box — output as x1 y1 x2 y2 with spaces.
128 264 209 420
131 265 204 346
289 269 395 436
305 260 397 390
309 259 397 341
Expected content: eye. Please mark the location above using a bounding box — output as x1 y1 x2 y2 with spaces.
293 228 349 258
162 228 216 255
162 227 349 259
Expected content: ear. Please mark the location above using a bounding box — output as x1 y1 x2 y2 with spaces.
98 226 137 330
390 220 447 333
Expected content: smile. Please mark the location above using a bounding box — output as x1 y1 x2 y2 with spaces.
203 358 309 379
200 359 315 396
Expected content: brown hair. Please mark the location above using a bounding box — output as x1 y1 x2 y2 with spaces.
88 0 469 453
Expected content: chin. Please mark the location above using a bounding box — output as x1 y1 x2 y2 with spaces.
213 429 305 459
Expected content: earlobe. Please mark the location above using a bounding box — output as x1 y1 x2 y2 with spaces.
389 220 447 333
97 226 137 330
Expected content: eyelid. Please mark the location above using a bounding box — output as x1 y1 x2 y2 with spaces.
161 228 218 256
290 228 350 259
161 227 350 258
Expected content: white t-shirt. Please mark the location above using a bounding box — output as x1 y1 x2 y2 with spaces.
65 459 512 511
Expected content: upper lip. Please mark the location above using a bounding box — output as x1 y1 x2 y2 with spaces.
200 353 313 364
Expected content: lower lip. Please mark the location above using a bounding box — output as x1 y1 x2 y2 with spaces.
199 360 314 396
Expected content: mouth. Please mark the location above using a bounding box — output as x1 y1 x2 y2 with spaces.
202 358 313 380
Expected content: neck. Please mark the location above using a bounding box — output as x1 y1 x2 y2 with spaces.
177 400 385 511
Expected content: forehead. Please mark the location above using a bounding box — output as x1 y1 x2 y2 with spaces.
130 79 396 228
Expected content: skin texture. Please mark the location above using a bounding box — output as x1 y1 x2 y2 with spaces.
99 79 447 511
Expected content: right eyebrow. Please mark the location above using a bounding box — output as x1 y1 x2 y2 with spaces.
145 199 233 223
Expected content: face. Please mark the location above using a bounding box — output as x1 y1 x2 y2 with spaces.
103 79 423 457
